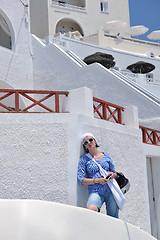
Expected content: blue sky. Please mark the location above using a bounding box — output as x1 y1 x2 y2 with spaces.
129 0 160 42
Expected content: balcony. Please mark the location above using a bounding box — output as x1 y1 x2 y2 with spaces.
51 0 86 12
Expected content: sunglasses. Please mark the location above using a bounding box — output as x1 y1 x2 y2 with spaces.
83 138 94 146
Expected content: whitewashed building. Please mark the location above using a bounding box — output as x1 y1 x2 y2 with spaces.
0 0 160 239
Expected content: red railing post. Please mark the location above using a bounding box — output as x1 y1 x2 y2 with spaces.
55 92 60 113
0 89 68 113
93 97 124 124
118 108 122 124
153 131 157 145
139 126 160 146
15 90 19 112
141 127 147 143
103 103 107 120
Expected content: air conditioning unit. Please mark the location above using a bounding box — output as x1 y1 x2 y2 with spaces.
147 51 155 58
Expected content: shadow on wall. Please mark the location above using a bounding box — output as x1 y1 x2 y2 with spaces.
76 138 88 207
77 183 88 207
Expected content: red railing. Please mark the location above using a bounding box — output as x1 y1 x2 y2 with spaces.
0 89 68 113
93 97 160 147
0 90 159 146
139 126 160 146
93 97 124 124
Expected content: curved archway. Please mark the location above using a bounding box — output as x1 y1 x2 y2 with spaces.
0 9 15 50
55 18 84 36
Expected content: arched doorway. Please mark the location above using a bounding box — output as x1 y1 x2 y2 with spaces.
0 12 13 50
55 18 84 36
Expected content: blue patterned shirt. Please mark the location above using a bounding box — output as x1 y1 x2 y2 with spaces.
77 153 116 195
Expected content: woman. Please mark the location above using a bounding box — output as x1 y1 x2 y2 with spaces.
77 133 119 218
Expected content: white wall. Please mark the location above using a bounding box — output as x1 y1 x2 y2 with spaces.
96 31 160 57
0 112 145 227
0 0 33 89
48 0 130 36
0 199 156 240
1 0 159 123
29 0 49 38
62 36 160 83
143 144 160 239
32 37 160 121
0 85 157 234
0 113 69 203
0 86 159 234
139 118 160 131
32 35 81 90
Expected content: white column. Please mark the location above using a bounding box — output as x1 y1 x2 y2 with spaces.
62 87 94 117
123 105 139 129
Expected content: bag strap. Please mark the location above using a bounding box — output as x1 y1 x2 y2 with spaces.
85 154 125 209
86 153 108 178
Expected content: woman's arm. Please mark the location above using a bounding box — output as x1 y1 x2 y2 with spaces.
82 177 109 185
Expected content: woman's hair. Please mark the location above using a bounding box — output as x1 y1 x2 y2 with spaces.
83 142 99 153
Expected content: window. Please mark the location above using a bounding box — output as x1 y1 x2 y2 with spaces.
146 73 153 82
100 2 108 13
58 1 66 5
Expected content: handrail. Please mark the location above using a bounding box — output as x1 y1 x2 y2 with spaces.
110 69 160 106
51 1 86 12
139 126 160 146
93 97 124 124
52 38 66 48
0 89 68 113
0 89 159 146
104 33 160 47
66 50 87 67
93 97 160 146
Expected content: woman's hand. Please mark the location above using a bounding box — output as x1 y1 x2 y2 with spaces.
94 173 117 185
94 178 108 185
107 172 117 179
82 172 117 186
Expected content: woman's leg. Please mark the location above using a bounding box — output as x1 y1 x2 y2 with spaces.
105 191 119 218
87 204 99 212
87 193 104 212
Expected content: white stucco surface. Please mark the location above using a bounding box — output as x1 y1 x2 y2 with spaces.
0 0 33 89
0 113 69 203
139 118 160 130
0 2 159 123
0 199 156 240
83 30 160 57
31 37 160 122
48 0 130 37
29 0 49 38
62 36 160 84
0 1 160 238
0 109 153 233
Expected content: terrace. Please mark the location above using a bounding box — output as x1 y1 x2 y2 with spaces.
0 88 159 146
51 0 86 12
